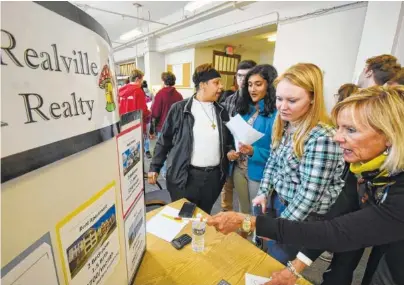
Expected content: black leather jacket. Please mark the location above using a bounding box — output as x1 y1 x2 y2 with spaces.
149 95 233 191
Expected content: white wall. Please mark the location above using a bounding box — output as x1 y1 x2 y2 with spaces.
144 52 165 86
164 48 195 98
394 11 404 65
353 2 404 80
273 5 367 113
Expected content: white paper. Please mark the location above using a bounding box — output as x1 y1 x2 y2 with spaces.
226 115 264 147
245 273 271 285
147 101 152 110
146 206 189 242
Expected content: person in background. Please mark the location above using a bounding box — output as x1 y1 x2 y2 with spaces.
251 63 345 264
386 67 404 86
141 80 153 159
228 64 277 216
118 69 150 134
218 90 234 104
150 71 183 178
334 83 359 103
220 60 257 212
357 54 401 88
209 86 404 285
148 64 232 214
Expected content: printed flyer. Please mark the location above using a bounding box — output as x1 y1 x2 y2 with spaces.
124 192 146 284
56 182 120 285
116 124 144 218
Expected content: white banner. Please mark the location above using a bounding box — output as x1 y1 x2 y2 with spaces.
1 2 120 180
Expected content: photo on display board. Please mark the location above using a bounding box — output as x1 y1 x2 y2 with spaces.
122 142 141 177
66 205 117 279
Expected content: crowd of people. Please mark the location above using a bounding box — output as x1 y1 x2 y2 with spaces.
118 54 404 285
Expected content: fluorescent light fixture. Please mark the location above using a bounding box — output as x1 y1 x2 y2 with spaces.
120 28 142 41
184 1 212 12
267 34 277 42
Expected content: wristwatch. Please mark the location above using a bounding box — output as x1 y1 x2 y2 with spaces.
241 215 252 234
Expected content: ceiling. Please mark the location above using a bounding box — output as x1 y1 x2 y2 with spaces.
72 1 189 47
195 24 278 52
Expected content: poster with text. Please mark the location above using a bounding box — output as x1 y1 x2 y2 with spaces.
1 233 60 285
56 182 120 285
117 124 144 218
124 192 146 284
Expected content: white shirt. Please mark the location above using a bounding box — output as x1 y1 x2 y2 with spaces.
190 100 220 167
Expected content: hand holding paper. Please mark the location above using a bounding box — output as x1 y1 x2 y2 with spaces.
226 115 264 148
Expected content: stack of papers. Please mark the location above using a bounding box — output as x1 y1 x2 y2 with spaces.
146 206 189 242
226 115 264 151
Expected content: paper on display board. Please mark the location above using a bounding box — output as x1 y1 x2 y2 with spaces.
116 123 144 218
56 182 120 285
1 233 60 285
124 192 146 285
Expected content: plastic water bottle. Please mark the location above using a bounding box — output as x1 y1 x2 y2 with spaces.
192 213 205 252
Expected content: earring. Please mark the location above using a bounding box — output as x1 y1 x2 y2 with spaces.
310 100 314 104
383 147 391 155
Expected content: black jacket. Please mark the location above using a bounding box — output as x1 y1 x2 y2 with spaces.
149 96 233 191
256 171 404 284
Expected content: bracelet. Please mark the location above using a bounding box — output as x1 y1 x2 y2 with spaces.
286 261 303 279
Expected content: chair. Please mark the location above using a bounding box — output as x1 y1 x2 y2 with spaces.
144 173 171 212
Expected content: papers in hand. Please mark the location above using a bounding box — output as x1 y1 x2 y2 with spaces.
146 206 189 242
226 115 264 151
245 273 271 285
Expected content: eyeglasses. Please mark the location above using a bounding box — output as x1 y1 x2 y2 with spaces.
236 73 246 79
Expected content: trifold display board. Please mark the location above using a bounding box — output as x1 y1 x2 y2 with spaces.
1 2 146 285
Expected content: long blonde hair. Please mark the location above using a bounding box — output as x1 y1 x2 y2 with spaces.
272 63 331 158
332 85 404 173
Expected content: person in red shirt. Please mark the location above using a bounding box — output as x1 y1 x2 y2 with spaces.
118 69 151 133
150 71 183 178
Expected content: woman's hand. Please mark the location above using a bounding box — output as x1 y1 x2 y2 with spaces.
265 269 298 285
252 194 267 214
148 172 158 184
239 143 254 156
227 150 240 161
207 211 245 235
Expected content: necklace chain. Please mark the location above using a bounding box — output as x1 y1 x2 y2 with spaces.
197 100 216 129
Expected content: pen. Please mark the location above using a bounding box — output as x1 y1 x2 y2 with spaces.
174 217 207 222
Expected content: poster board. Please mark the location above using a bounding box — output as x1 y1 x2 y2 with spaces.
1 3 145 285
167 62 191 87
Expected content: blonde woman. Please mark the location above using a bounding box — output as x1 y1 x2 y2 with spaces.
209 86 404 285
252 63 345 263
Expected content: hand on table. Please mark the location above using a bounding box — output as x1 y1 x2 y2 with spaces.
227 150 240 161
207 211 245 235
148 172 158 184
264 268 298 285
238 142 254 156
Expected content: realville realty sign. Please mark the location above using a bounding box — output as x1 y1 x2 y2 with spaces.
1 2 120 182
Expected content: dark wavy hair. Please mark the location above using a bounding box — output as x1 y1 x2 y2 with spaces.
236 64 277 116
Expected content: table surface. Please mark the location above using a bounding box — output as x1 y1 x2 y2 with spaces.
135 198 312 285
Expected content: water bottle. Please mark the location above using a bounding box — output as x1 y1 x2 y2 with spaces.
192 214 205 252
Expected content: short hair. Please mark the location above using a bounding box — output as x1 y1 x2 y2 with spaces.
366 54 401 85
237 60 257 72
142 80 148 88
336 83 359 103
273 63 331 158
161 71 176 86
192 63 217 90
387 68 404 86
130 69 144 82
332 85 404 173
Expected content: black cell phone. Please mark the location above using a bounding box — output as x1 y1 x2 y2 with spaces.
171 234 192 250
178 202 196 218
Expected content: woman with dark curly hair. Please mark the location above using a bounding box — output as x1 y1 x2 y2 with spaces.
227 64 277 215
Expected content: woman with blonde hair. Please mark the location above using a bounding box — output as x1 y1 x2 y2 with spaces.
209 86 404 285
251 63 345 263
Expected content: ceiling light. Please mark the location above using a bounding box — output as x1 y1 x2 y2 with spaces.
184 1 212 12
267 34 277 42
120 28 142 41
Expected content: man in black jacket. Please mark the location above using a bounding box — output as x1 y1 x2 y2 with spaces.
148 64 233 214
